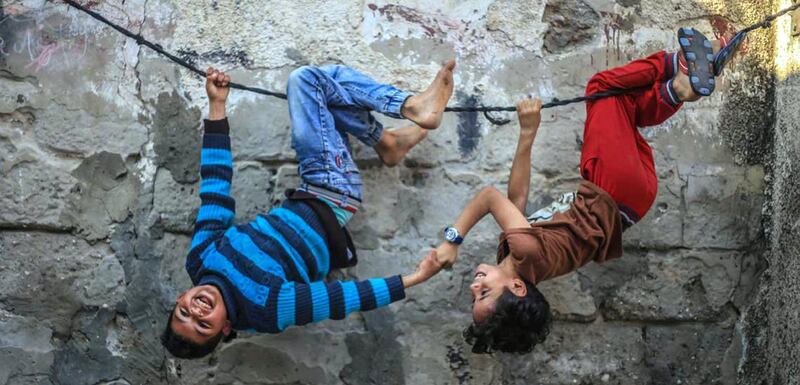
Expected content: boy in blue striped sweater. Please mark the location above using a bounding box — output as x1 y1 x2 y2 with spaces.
162 62 455 359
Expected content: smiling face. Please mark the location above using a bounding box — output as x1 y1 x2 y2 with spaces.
470 263 527 322
170 285 231 344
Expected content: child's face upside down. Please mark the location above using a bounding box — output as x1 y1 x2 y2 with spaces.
470 262 528 322
171 285 231 344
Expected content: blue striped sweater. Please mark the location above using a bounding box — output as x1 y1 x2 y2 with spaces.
185 118 405 333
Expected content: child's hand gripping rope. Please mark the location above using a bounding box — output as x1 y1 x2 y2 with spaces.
206 67 230 120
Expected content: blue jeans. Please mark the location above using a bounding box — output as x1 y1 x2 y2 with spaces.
286 65 411 201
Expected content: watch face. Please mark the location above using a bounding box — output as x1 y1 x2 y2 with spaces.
444 227 458 241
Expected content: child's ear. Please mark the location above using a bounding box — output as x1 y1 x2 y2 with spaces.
222 329 238 343
222 320 232 337
509 278 528 297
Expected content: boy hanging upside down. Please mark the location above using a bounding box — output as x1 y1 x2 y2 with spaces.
162 61 455 359
433 29 743 354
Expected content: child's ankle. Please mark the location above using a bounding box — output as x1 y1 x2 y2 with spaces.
671 72 702 103
662 78 683 106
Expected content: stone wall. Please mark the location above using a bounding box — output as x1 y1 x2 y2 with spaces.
0 0 786 384
738 1 800 382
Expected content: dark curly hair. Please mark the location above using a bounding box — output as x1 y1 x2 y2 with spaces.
463 280 552 354
161 309 236 359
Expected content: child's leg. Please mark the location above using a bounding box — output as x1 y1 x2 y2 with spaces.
287 66 369 201
321 62 455 132
288 66 430 170
581 51 683 227
319 63 454 141
586 51 684 127
319 65 411 119
584 51 676 94
288 65 407 148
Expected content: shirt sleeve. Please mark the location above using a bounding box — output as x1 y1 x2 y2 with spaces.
186 119 236 278
498 228 543 284
262 275 406 333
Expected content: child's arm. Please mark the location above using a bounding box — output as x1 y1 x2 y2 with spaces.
436 186 530 267
436 99 542 267
187 68 236 277
260 250 442 332
507 99 542 212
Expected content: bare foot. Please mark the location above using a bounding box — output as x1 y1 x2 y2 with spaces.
374 125 429 167
400 60 456 130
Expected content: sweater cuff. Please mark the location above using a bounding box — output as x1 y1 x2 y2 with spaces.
204 118 230 135
386 275 406 302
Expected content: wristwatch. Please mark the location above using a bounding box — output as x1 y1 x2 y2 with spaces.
443 226 464 245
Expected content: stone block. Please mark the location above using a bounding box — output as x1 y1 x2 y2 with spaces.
537 272 598 322
151 91 202 184
156 232 193 302
0 160 76 229
175 329 351 385
391 167 496 241
153 168 199 233
228 92 294 162
61 152 138 241
644 324 735 385
348 166 426 243
502 322 647 385
1 12 148 157
53 309 164 385
0 311 54 385
479 117 583 178
31 98 148 158
601 249 742 321
683 164 764 249
542 0 600 53
230 161 274 221
0 232 125 335
0 77 37 114
487 0 549 50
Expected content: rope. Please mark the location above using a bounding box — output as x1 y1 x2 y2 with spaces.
740 1 800 34
58 0 799 119
59 0 288 100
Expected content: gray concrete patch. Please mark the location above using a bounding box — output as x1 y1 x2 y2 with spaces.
152 91 202 184
543 0 600 53
61 152 138 241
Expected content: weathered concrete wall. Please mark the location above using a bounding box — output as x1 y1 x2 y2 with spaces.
738 2 800 383
0 0 784 384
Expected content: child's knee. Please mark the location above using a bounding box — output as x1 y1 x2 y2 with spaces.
585 73 609 95
480 185 503 199
287 66 318 91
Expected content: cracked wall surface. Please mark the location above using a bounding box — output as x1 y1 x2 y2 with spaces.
0 0 789 384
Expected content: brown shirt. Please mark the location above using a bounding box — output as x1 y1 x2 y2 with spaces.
496 180 623 284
